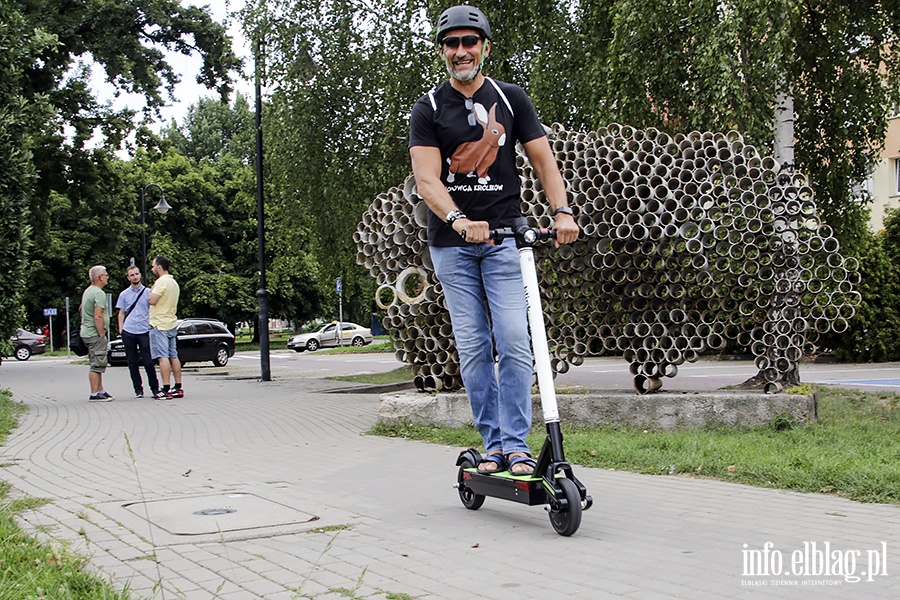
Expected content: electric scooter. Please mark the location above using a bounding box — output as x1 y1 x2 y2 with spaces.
453 217 593 536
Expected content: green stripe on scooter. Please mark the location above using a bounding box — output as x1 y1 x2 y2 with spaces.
463 467 541 481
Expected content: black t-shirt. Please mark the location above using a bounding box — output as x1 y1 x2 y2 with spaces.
409 78 547 247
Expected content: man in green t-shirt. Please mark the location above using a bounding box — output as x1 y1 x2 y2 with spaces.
80 265 113 401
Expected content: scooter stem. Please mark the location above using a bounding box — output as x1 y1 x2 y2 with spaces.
517 244 559 424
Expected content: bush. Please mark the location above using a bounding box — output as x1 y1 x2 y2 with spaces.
826 207 900 361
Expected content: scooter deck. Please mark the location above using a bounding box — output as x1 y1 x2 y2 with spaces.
460 468 550 506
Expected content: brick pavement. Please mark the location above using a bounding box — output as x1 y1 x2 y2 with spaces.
0 358 897 599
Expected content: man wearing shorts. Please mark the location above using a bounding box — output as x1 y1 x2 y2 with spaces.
81 265 114 401
148 255 183 400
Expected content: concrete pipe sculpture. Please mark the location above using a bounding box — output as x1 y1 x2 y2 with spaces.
357 125 859 395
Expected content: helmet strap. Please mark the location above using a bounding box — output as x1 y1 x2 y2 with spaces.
479 39 490 71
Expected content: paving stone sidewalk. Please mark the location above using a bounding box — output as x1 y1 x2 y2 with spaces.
0 360 897 599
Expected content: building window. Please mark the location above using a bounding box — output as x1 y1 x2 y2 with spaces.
895 159 900 195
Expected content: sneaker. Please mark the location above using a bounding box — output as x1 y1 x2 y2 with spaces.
153 390 173 400
171 388 184 398
89 392 114 402
135 389 144 398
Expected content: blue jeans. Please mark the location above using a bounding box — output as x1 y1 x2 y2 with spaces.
430 239 533 455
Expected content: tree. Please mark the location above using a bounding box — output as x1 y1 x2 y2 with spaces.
0 0 54 349
224 1 900 355
164 93 323 328
240 0 432 325
165 94 256 164
6 0 239 338
823 205 900 361
120 148 258 329
580 0 900 251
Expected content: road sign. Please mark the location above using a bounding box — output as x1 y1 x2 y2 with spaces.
336 276 342 295
43 308 57 317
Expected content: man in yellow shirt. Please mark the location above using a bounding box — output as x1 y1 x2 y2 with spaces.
148 256 183 400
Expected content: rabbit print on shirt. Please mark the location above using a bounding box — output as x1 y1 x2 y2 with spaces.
446 102 506 185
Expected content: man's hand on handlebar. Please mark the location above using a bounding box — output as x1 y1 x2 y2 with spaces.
456 215 580 247
452 218 492 244
552 213 579 247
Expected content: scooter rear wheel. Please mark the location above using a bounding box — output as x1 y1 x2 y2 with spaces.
548 478 582 536
457 460 485 510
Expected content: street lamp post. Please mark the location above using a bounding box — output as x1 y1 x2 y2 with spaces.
255 37 271 382
139 183 172 274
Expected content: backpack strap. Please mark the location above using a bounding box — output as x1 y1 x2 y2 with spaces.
426 78 514 116
124 286 146 319
485 77 514 117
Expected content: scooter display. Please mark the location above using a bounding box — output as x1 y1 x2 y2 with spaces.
453 217 592 536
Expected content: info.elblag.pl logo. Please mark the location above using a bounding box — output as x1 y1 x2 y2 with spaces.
742 541 889 586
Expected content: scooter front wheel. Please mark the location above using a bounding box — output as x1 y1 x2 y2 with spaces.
457 460 485 510
548 478 582 536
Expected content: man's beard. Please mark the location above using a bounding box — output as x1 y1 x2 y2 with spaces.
446 58 479 83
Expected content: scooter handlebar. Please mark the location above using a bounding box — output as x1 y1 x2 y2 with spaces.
489 225 557 246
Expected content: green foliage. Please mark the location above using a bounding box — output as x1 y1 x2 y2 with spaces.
25 147 131 338
164 94 256 163
0 389 27 445
0 2 54 345
19 0 239 114
120 145 260 328
826 207 900 360
7 0 900 356
236 0 900 332
241 0 433 325
590 0 897 250
2 0 238 344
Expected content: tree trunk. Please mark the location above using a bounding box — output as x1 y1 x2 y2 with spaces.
773 82 795 171
744 83 800 391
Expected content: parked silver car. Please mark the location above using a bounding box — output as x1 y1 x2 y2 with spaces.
11 329 47 361
288 322 372 352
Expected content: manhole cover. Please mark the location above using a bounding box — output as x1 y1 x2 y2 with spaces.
195 508 237 516
123 492 318 536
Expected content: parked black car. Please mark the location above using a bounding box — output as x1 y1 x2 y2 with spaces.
11 329 47 361
108 318 235 367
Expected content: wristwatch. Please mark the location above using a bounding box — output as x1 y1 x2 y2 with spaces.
552 206 574 217
445 209 467 225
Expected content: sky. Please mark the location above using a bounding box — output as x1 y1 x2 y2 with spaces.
88 1 252 132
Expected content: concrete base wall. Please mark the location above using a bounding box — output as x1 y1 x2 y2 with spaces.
378 390 818 430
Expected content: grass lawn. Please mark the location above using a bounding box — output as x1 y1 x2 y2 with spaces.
371 385 900 505
0 390 130 599
325 364 415 385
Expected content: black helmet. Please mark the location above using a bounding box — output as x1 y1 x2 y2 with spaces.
435 5 492 44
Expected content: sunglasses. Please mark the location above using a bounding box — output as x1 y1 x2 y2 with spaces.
465 97 477 127
442 34 482 50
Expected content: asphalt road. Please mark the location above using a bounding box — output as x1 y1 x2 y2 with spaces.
227 350 900 393
9 350 900 394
